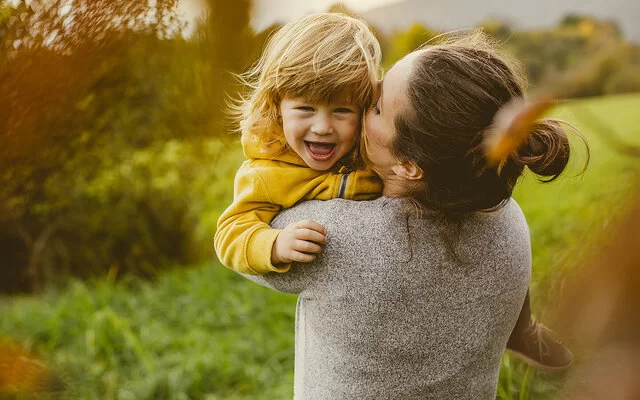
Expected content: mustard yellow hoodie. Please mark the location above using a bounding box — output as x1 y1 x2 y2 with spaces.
214 135 382 275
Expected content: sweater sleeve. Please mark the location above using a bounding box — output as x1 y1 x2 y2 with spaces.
214 162 290 275
238 266 312 294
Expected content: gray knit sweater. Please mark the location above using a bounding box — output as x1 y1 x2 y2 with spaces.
242 197 531 399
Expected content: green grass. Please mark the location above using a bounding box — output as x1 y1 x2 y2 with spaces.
1 267 298 399
2 94 640 399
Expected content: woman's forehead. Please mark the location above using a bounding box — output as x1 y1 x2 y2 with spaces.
385 49 426 81
380 50 424 110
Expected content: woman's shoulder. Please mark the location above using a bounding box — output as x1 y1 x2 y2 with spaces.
272 197 406 230
273 197 529 240
474 198 529 234
457 198 531 262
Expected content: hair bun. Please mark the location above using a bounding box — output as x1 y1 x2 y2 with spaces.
517 119 570 181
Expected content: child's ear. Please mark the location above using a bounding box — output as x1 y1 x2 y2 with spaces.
392 161 424 181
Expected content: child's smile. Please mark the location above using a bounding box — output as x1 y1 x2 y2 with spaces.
305 141 337 161
280 97 360 171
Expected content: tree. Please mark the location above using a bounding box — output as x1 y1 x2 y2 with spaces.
383 23 440 67
0 0 257 292
0 0 184 292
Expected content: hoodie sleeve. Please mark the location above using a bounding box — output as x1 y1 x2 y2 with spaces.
214 161 290 275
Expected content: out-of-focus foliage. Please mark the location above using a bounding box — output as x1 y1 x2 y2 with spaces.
557 190 640 399
0 263 297 399
0 337 63 397
482 15 640 98
0 0 255 293
500 93 640 399
381 15 640 99
382 23 440 67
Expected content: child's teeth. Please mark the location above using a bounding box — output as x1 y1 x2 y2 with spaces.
307 142 335 156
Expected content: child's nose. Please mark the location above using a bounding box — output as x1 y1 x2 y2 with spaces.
311 115 334 135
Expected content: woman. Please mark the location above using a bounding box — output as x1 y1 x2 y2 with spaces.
242 32 582 399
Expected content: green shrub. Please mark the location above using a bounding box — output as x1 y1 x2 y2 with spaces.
0 138 243 288
0 1 255 292
605 64 640 95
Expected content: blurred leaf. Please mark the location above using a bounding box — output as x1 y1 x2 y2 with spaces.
484 97 555 168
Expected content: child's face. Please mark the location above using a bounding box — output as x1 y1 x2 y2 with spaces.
279 96 360 171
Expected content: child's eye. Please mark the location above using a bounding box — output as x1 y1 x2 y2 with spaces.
296 106 314 112
371 102 380 115
334 108 354 114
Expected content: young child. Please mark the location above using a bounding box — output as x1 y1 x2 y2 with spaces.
214 13 383 275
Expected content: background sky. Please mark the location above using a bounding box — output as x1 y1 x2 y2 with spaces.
250 0 403 31
178 0 403 34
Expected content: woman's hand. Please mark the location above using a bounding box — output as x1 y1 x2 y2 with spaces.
271 220 327 265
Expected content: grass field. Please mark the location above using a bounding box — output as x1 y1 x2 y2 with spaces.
2 94 639 399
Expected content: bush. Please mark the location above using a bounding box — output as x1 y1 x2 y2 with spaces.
0 138 243 291
605 64 640 95
0 0 255 292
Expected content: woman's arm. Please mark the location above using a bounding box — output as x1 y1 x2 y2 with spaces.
238 262 315 294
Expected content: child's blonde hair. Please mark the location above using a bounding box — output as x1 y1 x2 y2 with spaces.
234 13 381 150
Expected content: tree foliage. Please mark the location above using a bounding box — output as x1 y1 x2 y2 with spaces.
479 15 640 98
382 23 440 67
0 0 256 293
379 14 640 98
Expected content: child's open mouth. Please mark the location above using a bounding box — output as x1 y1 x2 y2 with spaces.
305 141 336 161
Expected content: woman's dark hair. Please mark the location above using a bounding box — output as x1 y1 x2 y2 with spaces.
393 32 589 216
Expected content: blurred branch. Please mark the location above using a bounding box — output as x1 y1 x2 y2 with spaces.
25 220 61 292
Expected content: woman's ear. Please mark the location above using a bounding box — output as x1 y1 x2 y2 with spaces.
392 161 424 181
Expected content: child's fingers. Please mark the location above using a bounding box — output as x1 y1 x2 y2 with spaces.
289 250 316 263
293 239 323 254
294 228 327 245
295 219 326 235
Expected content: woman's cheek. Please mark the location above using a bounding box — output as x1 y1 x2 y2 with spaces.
364 118 382 144
363 112 374 139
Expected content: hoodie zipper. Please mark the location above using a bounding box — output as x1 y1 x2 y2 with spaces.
337 173 349 199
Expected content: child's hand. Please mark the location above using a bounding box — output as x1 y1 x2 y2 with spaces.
271 220 327 265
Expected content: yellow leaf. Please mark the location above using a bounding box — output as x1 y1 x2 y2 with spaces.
483 97 555 169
